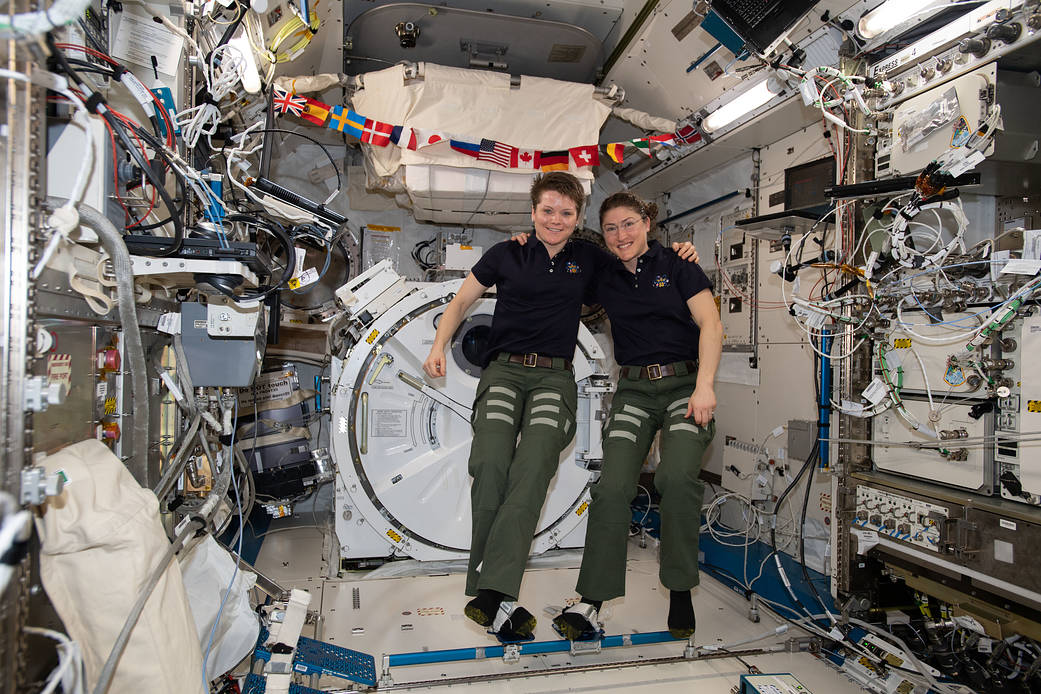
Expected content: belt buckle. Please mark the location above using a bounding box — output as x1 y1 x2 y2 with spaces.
523 353 538 367
647 364 662 380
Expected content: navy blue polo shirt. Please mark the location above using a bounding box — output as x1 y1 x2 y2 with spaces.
471 234 608 366
592 240 713 366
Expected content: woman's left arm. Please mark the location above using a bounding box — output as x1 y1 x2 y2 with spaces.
685 289 723 425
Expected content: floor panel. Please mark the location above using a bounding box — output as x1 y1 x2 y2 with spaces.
254 530 867 693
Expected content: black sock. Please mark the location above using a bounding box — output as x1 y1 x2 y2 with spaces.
668 589 695 637
580 597 603 611
464 588 510 626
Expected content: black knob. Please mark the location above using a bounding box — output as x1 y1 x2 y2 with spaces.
986 22 1021 43
958 37 991 57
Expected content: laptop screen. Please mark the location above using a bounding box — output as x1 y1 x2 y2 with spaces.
710 0 820 55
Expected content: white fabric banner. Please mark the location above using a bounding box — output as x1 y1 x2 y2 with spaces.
352 63 611 179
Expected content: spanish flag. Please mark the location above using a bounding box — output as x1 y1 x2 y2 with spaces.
299 95 330 126
605 142 626 164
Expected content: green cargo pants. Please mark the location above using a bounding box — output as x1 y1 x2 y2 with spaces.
466 356 578 598
576 366 715 601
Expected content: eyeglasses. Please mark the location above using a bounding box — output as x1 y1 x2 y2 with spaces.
602 217 643 235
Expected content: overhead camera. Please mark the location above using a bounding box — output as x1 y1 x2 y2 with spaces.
395 21 420 49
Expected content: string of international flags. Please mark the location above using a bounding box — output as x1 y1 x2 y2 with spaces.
272 87 701 170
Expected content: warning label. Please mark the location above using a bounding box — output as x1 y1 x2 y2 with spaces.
372 409 407 437
238 370 297 408
47 354 73 389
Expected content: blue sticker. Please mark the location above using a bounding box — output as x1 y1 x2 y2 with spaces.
950 116 970 148
944 363 965 386
150 86 180 138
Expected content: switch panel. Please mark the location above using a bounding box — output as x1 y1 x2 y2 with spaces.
854 486 948 552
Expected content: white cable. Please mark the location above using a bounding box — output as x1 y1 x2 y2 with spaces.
33 84 94 279
24 627 85 694
907 347 936 415
0 509 32 595
0 0 91 37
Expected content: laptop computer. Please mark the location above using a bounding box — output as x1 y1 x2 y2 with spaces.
710 0 821 56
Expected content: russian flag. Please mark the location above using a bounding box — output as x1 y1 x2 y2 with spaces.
449 139 481 158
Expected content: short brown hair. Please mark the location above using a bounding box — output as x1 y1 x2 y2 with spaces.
530 172 585 213
599 191 658 229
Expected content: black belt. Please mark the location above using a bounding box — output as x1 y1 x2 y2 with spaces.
498 352 573 371
621 360 698 381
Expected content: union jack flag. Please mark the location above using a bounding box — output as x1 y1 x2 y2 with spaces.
272 87 306 117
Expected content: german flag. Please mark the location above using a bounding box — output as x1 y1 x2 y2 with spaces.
605 142 626 164
537 149 569 171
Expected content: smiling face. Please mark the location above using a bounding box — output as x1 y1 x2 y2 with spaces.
531 190 579 254
601 205 650 268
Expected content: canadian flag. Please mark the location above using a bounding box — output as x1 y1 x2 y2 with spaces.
516 148 537 169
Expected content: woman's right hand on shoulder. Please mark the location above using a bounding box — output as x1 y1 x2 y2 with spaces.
423 347 447 378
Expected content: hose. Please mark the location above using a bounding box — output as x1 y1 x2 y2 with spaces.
153 414 202 502
90 519 202 694
46 199 152 486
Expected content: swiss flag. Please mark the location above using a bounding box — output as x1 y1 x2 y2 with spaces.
516 148 537 169
569 145 599 168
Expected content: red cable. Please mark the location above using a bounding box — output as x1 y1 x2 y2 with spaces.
55 42 176 148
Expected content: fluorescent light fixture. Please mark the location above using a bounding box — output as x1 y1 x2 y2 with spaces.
857 0 935 39
230 34 262 94
702 80 779 134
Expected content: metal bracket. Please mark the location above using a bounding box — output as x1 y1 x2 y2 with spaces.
569 638 603 656
785 636 821 653
502 644 521 663
20 465 65 505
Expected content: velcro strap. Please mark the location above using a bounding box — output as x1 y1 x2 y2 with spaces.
565 601 599 626
491 600 517 632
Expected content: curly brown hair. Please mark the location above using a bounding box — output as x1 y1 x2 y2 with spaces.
599 191 658 228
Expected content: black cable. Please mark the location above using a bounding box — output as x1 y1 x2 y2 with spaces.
252 128 343 196
46 34 185 255
65 57 118 77
196 214 295 302
797 437 833 623
122 119 189 231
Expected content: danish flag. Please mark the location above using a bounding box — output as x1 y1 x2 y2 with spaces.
361 119 394 146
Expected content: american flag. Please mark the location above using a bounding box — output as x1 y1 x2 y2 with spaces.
272 87 306 117
477 139 517 168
